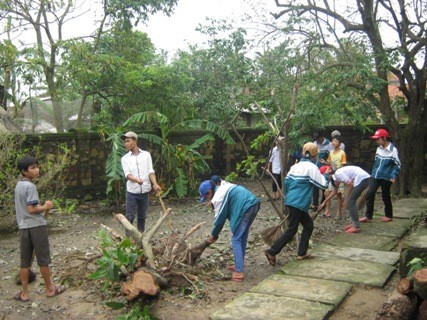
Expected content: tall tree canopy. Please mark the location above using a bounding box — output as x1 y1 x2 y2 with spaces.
0 0 179 131
270 0 426 196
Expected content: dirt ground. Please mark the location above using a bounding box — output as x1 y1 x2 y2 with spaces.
0 179 409 320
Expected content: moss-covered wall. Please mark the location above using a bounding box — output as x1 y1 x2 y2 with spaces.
24 125 427 199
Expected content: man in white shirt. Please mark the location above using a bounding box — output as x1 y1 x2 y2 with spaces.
318 166 370 233
121 131 161 232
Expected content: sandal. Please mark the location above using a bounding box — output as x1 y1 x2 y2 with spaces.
264 250 276 266
46 285 66 298
297 254 314 261
231 272 244 282
13 291 30 302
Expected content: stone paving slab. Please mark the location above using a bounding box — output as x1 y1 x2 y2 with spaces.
210 292 334 320
330 233 397 251
394 198 427 210
360 218 411 238
402 227 427 249
280 257 395 287
393 206 426 219
250 274 351 307
312 244 400 265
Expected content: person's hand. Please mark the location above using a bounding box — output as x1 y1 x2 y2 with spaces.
207 236 217 244
153 183 161 192
317 202 325 212
44 200 53 210
319 158 326 164
390 178 396 184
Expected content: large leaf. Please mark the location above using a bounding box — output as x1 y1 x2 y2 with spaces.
123 111 168 127
182 120 234 144
173 168 188 198
187 133 215 149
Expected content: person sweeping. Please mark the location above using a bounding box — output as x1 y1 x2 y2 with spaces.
264 142 328 266
199 180 260 282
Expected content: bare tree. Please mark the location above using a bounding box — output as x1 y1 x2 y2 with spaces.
271 0 426 196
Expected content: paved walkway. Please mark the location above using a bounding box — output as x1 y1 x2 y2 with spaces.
210 198 427 320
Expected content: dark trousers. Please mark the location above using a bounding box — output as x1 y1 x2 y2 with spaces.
312 187 325 207
272 173 282 192
126 192 149 232
365 178 393 219
267 205 314 257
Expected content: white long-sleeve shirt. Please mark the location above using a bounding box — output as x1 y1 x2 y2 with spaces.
121 149 155 194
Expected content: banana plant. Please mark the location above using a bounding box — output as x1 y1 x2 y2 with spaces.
105 111 234 200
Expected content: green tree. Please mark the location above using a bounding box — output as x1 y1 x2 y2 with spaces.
173 20 255 127
270 0 426 196
0 0 179 132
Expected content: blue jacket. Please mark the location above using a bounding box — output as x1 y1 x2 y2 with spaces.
284 158 328 212
371 143 401 180
211 184 259 238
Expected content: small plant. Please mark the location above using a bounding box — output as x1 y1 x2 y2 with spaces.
116 305 158 320
52 198 78 215
87 229 143 289
407 256 427 276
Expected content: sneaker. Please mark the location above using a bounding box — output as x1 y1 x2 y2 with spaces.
345 227 361 233
380 217 393 222
359 217 372 223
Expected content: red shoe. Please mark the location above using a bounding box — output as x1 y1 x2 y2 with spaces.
345 227 360 233
344 225 352 231
381 217 393 222
359 217 372 223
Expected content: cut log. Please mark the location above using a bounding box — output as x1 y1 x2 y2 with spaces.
121 269 160 301
376 290 417 320
397 278 413 295
413 268 427 300
419 299 427 320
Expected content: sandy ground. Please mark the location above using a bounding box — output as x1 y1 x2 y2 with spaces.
0 179 402 320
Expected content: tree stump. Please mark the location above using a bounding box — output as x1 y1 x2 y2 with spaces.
121 269 160 301
376 291 417 320
414 268 427 300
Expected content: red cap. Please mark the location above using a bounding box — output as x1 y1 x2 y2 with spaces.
371 129 390 139
320 166 330 175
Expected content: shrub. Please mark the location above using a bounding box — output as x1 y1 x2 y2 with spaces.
0 132 77 230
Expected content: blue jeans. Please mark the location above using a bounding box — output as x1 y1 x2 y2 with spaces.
126 192 149 232
232 203 260 273
267 205 313 257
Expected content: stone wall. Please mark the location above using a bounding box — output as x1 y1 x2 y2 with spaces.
24 125 427 199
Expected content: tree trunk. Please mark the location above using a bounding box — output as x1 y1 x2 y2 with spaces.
397 123 425 197
397 278 413 295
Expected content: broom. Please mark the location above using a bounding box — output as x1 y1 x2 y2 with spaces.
260 169 288 246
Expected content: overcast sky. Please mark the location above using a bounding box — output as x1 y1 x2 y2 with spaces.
142 0 275 53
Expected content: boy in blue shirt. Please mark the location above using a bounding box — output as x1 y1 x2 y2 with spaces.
265 142 328 266
199 180 260 282
13 156 66 302
360 129 401 222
